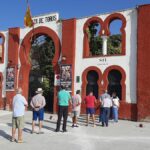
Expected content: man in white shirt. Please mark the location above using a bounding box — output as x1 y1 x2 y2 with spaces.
71 90 82 127
12 88 28 143
99 90 111 122
101 94 112 127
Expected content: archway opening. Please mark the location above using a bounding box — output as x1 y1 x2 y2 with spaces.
86 70 99 98
87 22 103 56
28 34 55 112
107 69 122 99
107 19 122 55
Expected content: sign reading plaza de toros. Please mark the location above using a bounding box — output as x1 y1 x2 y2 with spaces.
32 13 59 25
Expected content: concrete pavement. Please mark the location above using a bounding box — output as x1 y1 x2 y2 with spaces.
0 111 150 150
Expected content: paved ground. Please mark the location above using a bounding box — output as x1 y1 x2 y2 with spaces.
0 110 150 150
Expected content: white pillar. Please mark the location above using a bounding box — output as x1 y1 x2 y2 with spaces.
102 36 108 55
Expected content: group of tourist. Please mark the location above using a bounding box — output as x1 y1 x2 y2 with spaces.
11 86 120 143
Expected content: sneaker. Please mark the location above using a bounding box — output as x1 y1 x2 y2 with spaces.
72 124 75 128
74 125 79 127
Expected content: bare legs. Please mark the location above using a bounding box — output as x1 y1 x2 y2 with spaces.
12 128 23 142
32 121 35 133
39 121 43 132
86 114 95 127
18 129 23 141
86 114 90 126
92 114 95 127
72 116 77 124
12 128 16 141
32 120 43 133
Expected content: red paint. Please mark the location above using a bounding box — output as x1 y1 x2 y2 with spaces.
81 66 102 114
6 28 20 109
104 13 126 55
103 65 126 101
83 17 104 58
61 18 76 113
119 102 137 121
83 13 126 58
18 26 61 113
137 4 150 121
81 65 136 120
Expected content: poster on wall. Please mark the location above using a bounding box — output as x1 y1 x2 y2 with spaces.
6 67 15 91
60 64 72 91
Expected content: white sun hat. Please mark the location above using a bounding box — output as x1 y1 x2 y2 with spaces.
36 88 43 94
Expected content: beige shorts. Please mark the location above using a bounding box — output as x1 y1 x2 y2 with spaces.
12 116 24 129
72 111 80 117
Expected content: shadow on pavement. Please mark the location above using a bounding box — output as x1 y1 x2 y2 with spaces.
25 122 56 132
0 130 11 141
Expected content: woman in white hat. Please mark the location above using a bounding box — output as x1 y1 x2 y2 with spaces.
30 88 46 134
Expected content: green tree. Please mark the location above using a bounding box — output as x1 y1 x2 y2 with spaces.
29 35 55 112
107 34 122 54
87 22 122 55
87 22 103 55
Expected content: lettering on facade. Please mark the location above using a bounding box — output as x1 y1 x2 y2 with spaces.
97 58 108 65
33 15 58 25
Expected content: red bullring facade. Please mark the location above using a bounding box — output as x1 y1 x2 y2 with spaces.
0 4 150 121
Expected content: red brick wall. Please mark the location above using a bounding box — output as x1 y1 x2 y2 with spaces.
137 4 150 121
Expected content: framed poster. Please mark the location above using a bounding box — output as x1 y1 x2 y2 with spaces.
6 67 15 91
60 64 72 91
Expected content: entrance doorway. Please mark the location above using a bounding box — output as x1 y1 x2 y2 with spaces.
28 35 55 112
86 70 99 98
107 69 122 99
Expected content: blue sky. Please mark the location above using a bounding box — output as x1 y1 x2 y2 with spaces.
0 0 150 31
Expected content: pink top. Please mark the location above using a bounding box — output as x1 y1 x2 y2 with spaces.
84 96 96 108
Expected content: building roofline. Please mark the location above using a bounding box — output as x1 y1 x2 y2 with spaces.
32 12 59 18
76 7 136 20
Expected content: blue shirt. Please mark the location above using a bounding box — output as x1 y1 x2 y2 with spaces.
58 90 71 106
12 94 27 117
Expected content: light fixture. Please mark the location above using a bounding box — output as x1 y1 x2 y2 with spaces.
62 56 66 61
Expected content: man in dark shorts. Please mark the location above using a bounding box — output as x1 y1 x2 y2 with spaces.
84 91 97 127
30 88 46 134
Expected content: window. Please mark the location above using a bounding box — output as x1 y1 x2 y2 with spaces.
104 13 126 55
83 17 104 58
86 22 103 56
107 19 122 55
83 13 126 57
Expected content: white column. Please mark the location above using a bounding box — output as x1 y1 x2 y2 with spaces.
102 36 108 55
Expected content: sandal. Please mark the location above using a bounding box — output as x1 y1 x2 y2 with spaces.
17 140 23 143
